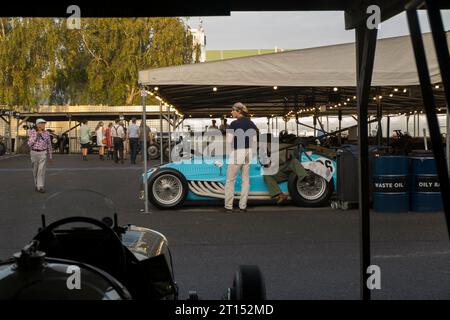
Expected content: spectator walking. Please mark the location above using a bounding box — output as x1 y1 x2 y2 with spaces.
27 119 53 193
111 119 125 164
79 120 91 161
128 118 140 164
95 121 106 160
224 103 258 213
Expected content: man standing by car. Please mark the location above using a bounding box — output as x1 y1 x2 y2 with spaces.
111 119 125 164
128 117 140 165
224 102 258 212
27 119 53 193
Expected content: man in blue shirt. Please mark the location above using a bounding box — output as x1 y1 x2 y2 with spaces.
224 102 258 213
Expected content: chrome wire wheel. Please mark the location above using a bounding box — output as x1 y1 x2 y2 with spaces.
297 174 327 201
152 174 183 205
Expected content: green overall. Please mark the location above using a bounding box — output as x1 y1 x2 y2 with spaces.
263 148 308 198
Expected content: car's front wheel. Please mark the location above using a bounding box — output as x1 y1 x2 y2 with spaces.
288 172 333 207
147 168 188 209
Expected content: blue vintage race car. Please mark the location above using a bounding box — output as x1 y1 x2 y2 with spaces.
140 149 337 209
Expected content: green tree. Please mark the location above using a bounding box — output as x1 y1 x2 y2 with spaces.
55 17 193 105
0 18 60 110
0 18 194 109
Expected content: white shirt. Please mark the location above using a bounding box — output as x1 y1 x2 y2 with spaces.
111 124 125 139
128 123 140 138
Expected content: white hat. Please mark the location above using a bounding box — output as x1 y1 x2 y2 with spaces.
36 118 46 124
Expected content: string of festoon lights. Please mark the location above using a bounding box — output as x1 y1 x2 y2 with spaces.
145 86 184 119
147 84 444 120
284 85 445 118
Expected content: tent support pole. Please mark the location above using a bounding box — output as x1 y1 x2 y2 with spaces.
407 2 450 242
377 96 382 147
417 112 420 135
338 110 342 145
167 105 171 163
386 116 390 147
313 116 317 137
406 114 409 133
141 88 150 214
447 111 449 171
160 101 163 165
355 23 378 301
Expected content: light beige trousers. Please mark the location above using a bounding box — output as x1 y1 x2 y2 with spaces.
224 149 251 210
30 150 47 189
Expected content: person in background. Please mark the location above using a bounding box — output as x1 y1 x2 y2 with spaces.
208 120 218 130
79 119 91 161
105 122 113 160
95 121 106 160
122 121 129 161
128 117 140 165
111 119 125 164
224 102 258 213
219 118 229 134
27 119 53 193
139 121 152 163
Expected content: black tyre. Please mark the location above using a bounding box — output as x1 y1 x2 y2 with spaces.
226 265 266 300
148 142 160 160
288 172 333 207
147 168 188 209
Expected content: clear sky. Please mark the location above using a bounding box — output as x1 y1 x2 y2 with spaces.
188 10 450 50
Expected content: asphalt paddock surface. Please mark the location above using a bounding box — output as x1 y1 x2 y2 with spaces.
1 154 450 299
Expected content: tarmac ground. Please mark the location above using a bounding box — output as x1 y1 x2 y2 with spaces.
1 154 450 299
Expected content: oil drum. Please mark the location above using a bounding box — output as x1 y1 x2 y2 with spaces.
409 150 443 212
372 155 409 212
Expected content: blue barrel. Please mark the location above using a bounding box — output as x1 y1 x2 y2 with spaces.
372 155 409 212
409 151 443 212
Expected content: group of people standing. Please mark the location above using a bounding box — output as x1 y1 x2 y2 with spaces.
79 118 152 164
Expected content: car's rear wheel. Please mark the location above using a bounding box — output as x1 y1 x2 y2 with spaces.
147 169 188 209
288 172 333 207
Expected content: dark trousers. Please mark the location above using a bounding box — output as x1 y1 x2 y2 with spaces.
129 138 139 164
113 138 124 163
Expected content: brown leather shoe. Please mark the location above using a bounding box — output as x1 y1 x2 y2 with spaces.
275 193 288 204
38 188 46 193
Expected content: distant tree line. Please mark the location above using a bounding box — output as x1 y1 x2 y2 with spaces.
0 18 194 110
